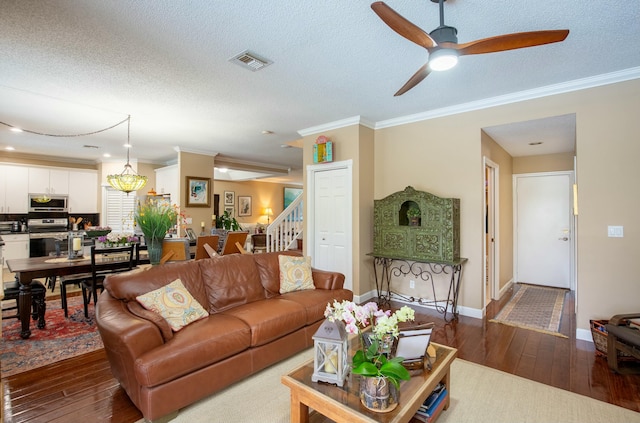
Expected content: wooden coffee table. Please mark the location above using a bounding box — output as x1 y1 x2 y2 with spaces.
281 342 457 423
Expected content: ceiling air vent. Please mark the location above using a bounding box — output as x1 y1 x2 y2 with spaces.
229 50 273 72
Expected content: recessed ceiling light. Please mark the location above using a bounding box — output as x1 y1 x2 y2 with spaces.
528 141 543 146
124 143 132 148
262 130 274 135
103 153 111 158
280 144 292 148
9 127 23 133
5 146 15 151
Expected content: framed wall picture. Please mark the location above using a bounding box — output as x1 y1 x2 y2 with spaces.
284 187 303 209
186 176 211 207
185 227 197 241
224 191 235 205
238 196 252 216
224 206 234 217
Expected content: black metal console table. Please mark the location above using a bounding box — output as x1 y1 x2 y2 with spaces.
367 253 467 322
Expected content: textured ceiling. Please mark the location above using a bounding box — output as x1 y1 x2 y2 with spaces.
0 1 639 181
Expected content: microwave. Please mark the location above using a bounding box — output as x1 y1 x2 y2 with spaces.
28 194 69 212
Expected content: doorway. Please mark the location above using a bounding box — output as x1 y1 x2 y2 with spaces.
514 172 575 290
306 160 353 291
484 158 499 307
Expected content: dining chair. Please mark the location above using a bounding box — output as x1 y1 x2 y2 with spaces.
220 231 249 255
195 235 219 260
81 244 135 318
251 233 267 253
2 278 46 329
160 238 191 264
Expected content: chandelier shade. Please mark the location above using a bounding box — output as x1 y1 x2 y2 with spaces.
107 116 148 194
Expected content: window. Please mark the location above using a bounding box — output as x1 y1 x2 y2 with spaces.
103 186 136 232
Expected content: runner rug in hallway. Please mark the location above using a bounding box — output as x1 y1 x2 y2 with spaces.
1 295 103 378
490 283 568 338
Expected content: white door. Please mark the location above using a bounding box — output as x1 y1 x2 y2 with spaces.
514 172 573 289
307 160 352 291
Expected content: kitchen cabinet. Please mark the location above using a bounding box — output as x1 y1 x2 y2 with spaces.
2 234 29 268
0 165 29 213
28 167 69 195
155 165 179 204
68 170 98 213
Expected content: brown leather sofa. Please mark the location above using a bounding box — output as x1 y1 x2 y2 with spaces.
96 251 352 422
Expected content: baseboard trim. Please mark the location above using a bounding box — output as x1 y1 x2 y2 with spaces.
356 290 483 320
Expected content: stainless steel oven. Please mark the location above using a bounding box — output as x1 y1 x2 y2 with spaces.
28 218 69 257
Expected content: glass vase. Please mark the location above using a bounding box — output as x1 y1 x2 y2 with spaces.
147 236 164 265
359 375 398 412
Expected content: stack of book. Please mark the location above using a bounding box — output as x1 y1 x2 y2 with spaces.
413 382 448 423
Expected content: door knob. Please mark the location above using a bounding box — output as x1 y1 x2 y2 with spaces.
558 237 569 241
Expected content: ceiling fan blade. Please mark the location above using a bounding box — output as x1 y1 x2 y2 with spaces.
371 1 437 50
452 30 569 56
394 63 431 96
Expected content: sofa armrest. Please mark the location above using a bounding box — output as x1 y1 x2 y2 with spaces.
96 293 165 399
610 313 640 326
312 268 346 290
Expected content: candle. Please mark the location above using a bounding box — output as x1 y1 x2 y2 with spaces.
72 237 82 251
324 350 338 373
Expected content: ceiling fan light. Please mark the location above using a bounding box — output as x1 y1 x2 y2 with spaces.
429 49 459 71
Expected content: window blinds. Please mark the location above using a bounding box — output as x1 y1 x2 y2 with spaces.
104 187 136 232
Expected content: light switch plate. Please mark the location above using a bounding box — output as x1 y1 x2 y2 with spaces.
607 226 624 237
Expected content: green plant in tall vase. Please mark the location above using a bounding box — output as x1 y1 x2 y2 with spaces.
135 199 179 265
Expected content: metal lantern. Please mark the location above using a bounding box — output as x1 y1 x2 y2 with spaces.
68 231 85 259
312 319 349 387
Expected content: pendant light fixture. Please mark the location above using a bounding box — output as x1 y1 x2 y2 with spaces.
107 115 148 194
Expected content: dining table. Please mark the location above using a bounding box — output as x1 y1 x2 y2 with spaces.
7 250 148 339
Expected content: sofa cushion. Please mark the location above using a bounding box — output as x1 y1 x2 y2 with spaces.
104 261 208 309
221 298 307 347
279 255 315 294
281 288 354 325
134 314 251 387
136 279 209 332
253 250 302 297
199 254 266 312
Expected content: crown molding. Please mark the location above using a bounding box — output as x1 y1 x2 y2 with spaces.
375 67 640 129
298 116 375 137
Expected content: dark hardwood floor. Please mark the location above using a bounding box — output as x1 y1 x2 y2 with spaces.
2 285 639 422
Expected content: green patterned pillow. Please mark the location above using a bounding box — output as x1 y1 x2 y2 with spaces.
136 278 209 331
279 255 315 294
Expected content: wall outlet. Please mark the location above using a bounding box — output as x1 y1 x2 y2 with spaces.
409 280 415 289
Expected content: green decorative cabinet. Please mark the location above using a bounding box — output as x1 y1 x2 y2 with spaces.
373 186 460 262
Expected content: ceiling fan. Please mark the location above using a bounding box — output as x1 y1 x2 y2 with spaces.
371 0 569 96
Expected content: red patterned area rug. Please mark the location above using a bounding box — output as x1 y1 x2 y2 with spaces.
1 294 103 378
490 283 568 338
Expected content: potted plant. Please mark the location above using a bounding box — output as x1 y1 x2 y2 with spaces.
215 210 242 231
406 205 421 226
324 300 415 412
213 210 242 250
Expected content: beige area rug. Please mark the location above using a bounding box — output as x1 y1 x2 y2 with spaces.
138 350 640 423
490 283 568 338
